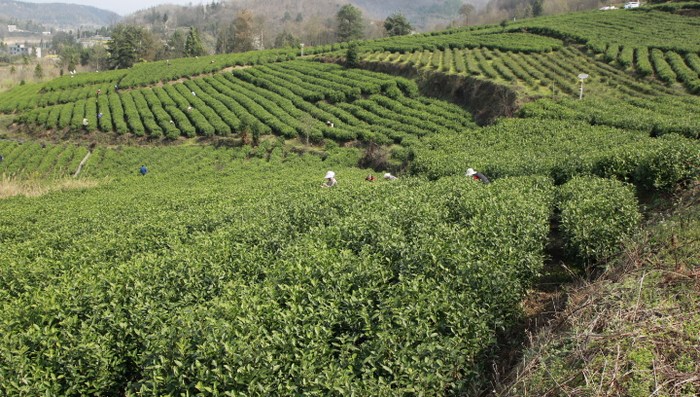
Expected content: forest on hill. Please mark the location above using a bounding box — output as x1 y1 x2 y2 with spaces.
0 0 120 29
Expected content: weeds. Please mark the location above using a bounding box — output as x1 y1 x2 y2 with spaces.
0 174 99 198
492 181 700 397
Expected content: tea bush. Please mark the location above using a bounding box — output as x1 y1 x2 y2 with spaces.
558 176 641 265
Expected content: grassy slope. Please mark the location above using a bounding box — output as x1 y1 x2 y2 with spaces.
494 182 700 396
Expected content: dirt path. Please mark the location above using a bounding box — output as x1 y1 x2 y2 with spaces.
73 150 91 178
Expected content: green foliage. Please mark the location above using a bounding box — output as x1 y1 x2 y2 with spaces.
509 10 700 53
345 41 359 68
336 4 365 42
409 118 699 191
665 51 700 94
33 64 43 79
635 47 654 77
520 96 700 140
0 153 555 395
107 24 144 69
618 45 634 68
0 140 88 178
532 0 544 17
650 48 677 84
384 13 413 37
558 176 641 265
184 26 206 57
361 31 562 53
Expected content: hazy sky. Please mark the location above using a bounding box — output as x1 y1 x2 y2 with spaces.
19 0 204 16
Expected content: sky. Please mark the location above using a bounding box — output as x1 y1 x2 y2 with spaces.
19 0 203 16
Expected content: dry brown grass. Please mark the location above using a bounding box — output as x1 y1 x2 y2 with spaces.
0 175 99 199
0 57 64 93
490 182 700 397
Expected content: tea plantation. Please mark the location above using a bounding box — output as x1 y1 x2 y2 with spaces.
0 4 699 396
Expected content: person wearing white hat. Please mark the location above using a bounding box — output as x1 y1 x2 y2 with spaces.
321 171 337 187
383 172 397 181
466 168 490 184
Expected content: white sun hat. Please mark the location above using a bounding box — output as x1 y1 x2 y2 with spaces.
466 168 476 176
384 173 391 178
324 171 335 179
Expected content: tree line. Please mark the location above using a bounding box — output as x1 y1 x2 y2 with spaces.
100 4 414 70
50 0 593 73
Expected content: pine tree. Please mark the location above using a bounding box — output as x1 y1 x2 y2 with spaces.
106 25 141 69
532 0 544 17
185 27 206 57
34 64 43 79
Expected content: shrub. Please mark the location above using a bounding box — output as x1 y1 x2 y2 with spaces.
558 176 641 266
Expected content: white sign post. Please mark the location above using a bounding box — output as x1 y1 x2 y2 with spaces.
578 73 589 100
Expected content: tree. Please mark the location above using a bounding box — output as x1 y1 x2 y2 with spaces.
167 30 187 58
274 31 300 48
80 48 91 66
234 9 255 52
336 4 364 42
532 0 544 17
345 41 359 68
383 13 413 37
67 57 77 72
34 63 43 79
138 29 161 61
51 31 77 52
88 45 109 71
459 3 476 26
215 22 235 54
185 27 206 57
106 25 145 69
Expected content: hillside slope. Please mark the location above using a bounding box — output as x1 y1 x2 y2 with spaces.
0 7 699 395
495 182 700 396
0 0 120 28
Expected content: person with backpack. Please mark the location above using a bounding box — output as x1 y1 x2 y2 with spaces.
466 168 490 184
140 165 148 176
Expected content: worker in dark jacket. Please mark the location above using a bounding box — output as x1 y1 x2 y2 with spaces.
466 168 490 184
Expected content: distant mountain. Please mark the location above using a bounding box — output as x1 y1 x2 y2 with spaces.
0 0 120 29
